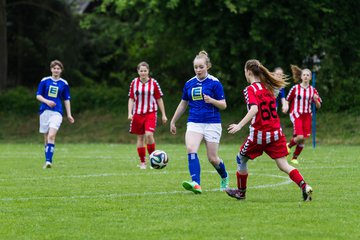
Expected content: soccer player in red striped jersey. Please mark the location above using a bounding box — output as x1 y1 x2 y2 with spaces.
285 65 322 164
225 59 313 201
128 62 167 169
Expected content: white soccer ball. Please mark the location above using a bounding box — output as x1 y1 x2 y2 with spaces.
150 150 169 169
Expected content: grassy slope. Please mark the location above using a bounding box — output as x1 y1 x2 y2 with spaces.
0 144 359 239
0 110 359 145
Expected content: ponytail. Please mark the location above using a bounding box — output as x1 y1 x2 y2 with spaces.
290 64 302 83
245 59 288 95
194 50 212 69
291 64 312 83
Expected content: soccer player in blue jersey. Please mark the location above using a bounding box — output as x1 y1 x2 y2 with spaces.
274 67 289 113
170 50 229 194
36 60 75 169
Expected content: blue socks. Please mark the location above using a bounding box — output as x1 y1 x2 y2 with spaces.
45 143 55 163
188 153 201 185
214 160 228 179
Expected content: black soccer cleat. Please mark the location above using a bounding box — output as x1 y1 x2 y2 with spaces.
302 185 313 201
225 188 246 200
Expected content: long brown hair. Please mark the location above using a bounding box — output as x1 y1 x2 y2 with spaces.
245 59 288 94
290 64 312 83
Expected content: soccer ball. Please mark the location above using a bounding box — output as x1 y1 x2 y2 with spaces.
150 150 168 169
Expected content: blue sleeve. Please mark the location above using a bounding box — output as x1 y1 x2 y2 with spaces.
278 88 285 99
214 82 225 100
62 84 71 100
36 81 45 96
181 84 189 101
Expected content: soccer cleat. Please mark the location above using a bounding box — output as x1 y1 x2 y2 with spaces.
220 175 230 191
43 161 52 169
139 162 146 169
286 143 291 154
225 188 246 200
302 185 313 201
290 158 299 165
182 181 202 194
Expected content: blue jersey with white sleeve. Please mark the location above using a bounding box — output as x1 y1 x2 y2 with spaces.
182 74 225 123
36 77 71 115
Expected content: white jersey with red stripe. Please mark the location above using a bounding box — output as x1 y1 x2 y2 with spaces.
243 82 284 145
128 77 163 114
286 84 322 118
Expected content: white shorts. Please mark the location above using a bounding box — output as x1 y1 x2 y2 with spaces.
39 110 63 133
186 122 222 143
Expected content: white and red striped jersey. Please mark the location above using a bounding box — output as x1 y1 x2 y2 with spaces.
128 77 163 114
243 82 284 145
286 84 322 118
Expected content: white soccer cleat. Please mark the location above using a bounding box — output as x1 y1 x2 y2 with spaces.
43 161 52 169
139 162 146 170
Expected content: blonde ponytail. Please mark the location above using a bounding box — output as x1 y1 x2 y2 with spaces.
194 50 212 69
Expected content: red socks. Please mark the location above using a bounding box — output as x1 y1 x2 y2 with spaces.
289 169 306 189
147 143 156 155
288 138 297 148
137 143 156 163
293 144 304 159
137 147 146 163
236 171 248 190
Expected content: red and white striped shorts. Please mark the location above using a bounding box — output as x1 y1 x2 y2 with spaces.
239 128 289 160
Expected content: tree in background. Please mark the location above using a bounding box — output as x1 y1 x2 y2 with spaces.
4 0 360 113
83 0 330 106
0 0 7 90
6 0 84 88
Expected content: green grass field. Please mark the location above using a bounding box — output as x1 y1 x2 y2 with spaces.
1 144 359 239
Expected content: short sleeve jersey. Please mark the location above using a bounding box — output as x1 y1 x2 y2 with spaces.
244 82 281 131
36 77 71 115
286 84 322 118
128 77 163 114
182 74 225 123
275 88 285 107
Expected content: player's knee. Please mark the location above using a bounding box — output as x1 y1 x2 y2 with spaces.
297 135 305 142
146 135 154 143
186 146 197 153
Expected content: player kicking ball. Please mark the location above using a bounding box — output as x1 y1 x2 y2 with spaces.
225 59 312 201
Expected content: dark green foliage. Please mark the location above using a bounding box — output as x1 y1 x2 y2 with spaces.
5 0 360 113
0 85 128 115
6 0 85 87
0 86 37 115
79 0 360 111
71 85 128 113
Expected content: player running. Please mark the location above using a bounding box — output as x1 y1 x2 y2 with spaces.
225 59 313 201
285 65 322 164
170 50 229 194
36 60 75 169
